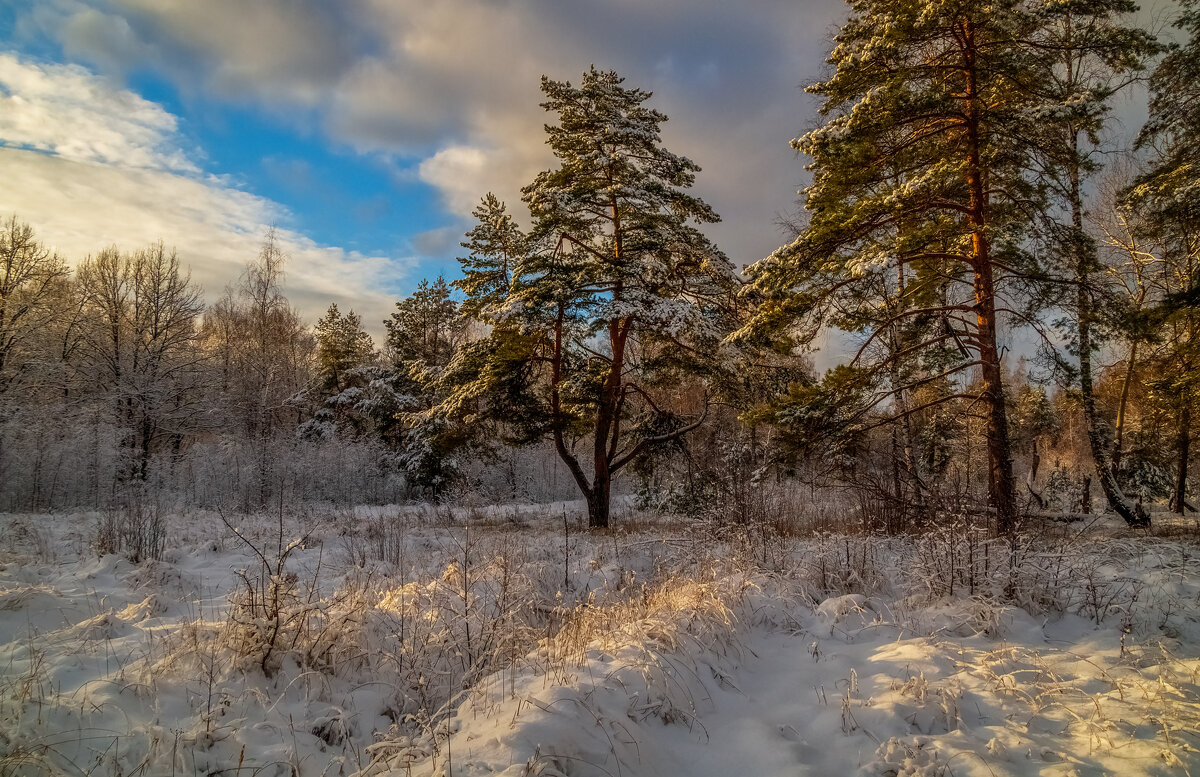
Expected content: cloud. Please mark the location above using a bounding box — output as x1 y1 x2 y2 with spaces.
411 226 462 260
36 0 368 105
0 52 196 172
419 145 505 217
20 0 847 265
0 53 412 339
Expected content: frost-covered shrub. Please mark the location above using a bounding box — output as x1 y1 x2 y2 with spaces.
94 498 167 563
1043 465 1077 512
1119 453 1175 502
799 532 890 596
907 517 996 599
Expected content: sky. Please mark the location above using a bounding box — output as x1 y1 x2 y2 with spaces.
0 0 851 343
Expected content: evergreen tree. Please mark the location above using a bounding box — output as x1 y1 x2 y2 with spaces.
382 278 471 497
294 303 376 440
1026 0 1158 525
386 277 466 368
314 303 374 395
458 196 524 322
1124 0 1200 514
442 68 739 529
742 0 1055 533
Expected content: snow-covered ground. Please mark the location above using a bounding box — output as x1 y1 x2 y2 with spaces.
1 504 1198 776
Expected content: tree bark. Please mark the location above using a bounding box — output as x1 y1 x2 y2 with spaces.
1112 341 1137 472
588 318 631 529
588 477 611 529
963 20 1018 535
1174 403 1191 516
1070 133 1147 527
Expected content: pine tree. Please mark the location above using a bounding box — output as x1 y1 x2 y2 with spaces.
1124 0 1200 514
314 303 374 395
294 303 376 441
1025 0 1158 525
443 68 739 529
383 278 471 498
457 196 524 322
386 277 466 368
742 0 1051 534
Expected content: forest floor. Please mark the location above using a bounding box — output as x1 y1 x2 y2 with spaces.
1 502 1199 776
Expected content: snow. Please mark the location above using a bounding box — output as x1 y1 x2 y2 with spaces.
2 506 1199 776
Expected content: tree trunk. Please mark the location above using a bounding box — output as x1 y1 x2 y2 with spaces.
590 408 614 530
1112 341 1137 472
1174 403 1191 516
963 22 1017 534
1027 440 1046 509
588 476 611 529
890 425 904 499
589 394 614 529
980 349 1017 535
1070 136 1147 527
887 350 904 511
588 317 630 530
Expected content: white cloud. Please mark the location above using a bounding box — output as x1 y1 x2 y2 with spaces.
419 145 499 217
0 54 411 339
0 52 196 172
411 226 462 259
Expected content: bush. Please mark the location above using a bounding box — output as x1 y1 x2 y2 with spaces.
94 498 166 563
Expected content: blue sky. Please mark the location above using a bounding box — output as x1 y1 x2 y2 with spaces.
1 1 468 283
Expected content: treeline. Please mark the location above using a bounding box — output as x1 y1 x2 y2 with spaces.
0 224 348 511
0 218 589 513
3 0 1199 531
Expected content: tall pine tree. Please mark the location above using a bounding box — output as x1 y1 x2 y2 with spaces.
1026 0 1158 525
314 303 374 395
442 68 739 529
742 0 1051 533
1124 0 1200 514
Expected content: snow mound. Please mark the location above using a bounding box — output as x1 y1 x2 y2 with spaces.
867 737 946 777
817 592 868 623
0 584 59 611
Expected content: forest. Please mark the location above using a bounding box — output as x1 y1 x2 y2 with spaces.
2 0 1200 775
1 1 1198 534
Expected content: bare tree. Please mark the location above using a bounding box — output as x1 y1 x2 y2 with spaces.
76 242 205 483
200 230 313 508
0 216 70 394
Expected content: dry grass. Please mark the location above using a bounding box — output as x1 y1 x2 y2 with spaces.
2 502 1199 777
